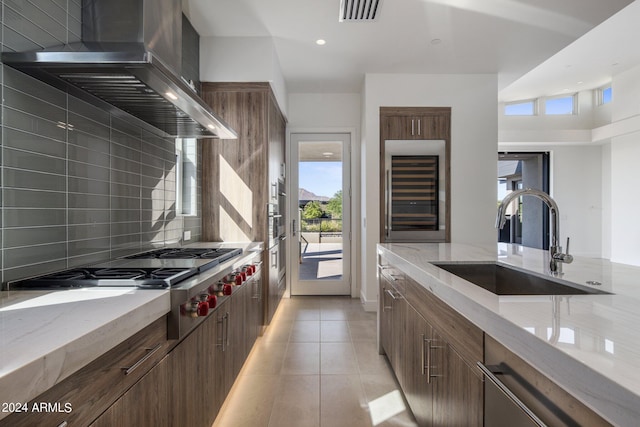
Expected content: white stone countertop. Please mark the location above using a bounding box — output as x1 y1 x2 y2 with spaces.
378 242 640 427
0 241 262 421
0 288 169 420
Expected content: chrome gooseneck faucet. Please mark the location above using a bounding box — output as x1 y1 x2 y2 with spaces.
496 188 573 274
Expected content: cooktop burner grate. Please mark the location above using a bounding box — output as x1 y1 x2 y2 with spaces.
5 267 198 290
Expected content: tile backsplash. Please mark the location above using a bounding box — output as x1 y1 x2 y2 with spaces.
0 0 203 283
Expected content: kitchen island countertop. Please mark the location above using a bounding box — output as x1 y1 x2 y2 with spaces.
378 242 640 427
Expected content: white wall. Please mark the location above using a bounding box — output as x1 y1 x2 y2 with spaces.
200 36 288 116
610 64 640 265
287 93 362 296
361 73 498 309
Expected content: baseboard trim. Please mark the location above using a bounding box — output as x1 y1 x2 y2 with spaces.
360 291 377 312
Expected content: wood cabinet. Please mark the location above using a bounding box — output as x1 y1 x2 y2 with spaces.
378 265 404 373
0 317 174 427
201 82 286 327
380 107 451 243
90 355 171 427
378 254 482 427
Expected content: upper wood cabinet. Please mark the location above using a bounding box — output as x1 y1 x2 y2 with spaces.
200 82 286 327
380 107 451 243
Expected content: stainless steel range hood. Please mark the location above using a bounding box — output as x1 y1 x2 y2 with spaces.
1 0 236 139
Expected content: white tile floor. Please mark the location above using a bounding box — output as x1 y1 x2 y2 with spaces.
212 296 418 427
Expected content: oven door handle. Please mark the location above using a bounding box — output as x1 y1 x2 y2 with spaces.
477 362 548 427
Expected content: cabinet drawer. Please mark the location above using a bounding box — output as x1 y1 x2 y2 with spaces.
405 276 483 366
0 316 173 427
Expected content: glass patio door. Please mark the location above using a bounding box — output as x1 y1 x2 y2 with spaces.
289 133 351 295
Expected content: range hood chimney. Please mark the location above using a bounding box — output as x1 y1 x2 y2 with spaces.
1 0 236 139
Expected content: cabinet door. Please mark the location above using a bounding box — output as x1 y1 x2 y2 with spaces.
170 310 219 427
404 307 434 427
379 276 393 359
390 286 407 388
432 330 483 427
90 355 171 427
229 284 248 381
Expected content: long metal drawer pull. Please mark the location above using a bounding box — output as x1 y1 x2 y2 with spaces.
382 287 393 311
426 337 433 383
385 288 399 300
122 344 162 375
477 362 548 427
57 422 68 427
421 334 427 375
225 312 230 348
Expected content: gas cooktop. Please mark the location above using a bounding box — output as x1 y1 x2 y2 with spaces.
122 247 242 272
5 267 198 290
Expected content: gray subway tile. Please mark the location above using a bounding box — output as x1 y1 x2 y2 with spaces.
69 144 111 168
142 174 165 190
140 150 165 169
3 65 67 108
111 234 142 250
69 193 110 209
111 137 142 161
68 251 111 268
3 260 68 283
111 222 141 237
111 209 141 223
67 131 110 157
3 208 66 228
111 156 141 174
111 117 142 139
68 209 110 225
3 147 66 175
142 230 165 244
3 168 66 191
3 189 66 208
3 126 66 157
67 130 110 155
5 0 67 42
111 196 140 210
3 226 67 248
68 177 110 195
2 86 66 122
68 238 111 258
2 21 45 52
111 182 140 198
4 243 67 268
111 169 141 186
68 160 110 181
68 97 110 126
69 223 110 241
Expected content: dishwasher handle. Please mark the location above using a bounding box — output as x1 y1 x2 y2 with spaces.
477 362 548 427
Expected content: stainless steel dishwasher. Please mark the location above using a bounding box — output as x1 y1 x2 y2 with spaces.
479 335 612 427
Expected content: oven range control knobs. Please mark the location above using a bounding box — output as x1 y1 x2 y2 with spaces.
197 301 209 317
207 294 217 309
243 265 253 276
180 298 211 318
228 273 243 286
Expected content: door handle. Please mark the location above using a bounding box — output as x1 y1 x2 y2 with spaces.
292 219 297 236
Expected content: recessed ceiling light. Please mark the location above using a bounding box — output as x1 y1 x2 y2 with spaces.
430 38 442 45
323 152 333 156
207 124 216 130
165 91 178 100
316 39 326 46
577 81 583 85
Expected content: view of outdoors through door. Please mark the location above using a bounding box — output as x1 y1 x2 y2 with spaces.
290 133 351 295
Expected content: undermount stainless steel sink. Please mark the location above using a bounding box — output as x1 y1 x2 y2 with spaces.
432 262 610 295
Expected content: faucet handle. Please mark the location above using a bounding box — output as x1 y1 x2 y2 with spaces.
562 237 574 264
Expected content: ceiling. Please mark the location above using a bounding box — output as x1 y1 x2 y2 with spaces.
183 0 635 97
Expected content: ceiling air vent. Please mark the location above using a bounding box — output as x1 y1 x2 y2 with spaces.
339 0 381 22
